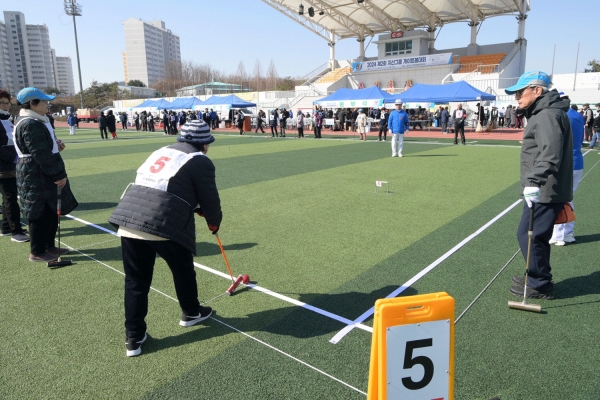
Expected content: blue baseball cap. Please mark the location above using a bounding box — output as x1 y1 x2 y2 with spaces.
16 87 55 104
505 71 551 95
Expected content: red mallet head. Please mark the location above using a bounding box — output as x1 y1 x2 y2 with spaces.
226 275 244 295
242 274 250 284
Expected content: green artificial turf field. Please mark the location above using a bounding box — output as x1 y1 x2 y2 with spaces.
1 127 598 400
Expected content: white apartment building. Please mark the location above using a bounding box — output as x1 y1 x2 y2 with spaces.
0 11 75 95
122 18 181 88
55 56 75 96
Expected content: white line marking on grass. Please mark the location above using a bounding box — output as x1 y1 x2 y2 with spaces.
194 262 372 333
329 199 523 344
64 215 372 333
210 317 367 396
455 248 520 324
57 238 367 396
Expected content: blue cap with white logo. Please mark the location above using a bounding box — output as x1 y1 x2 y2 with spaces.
505 71 551 95
16 87 56 104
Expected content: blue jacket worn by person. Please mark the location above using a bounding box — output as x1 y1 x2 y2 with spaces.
387 109 409 133
108 132 222 255
67 114 77 126
440 109 449 124
520 89 573 203
567 108 584 171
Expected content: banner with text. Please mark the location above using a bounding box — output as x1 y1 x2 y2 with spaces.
352 53 452 73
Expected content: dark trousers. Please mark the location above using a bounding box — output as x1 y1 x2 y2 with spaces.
255 122 265 133
499 117 504 127
135 121 140 131
297 127 304 137
149 122 155 132
280 120 286 136
163 121 169 134
170 122 178 135
121 121 127 130
99 127 108 139
314 126 322 138
122 237 201 339
0 177 24 234
517 202 563 289
29 203 58 256
454 124 465 144
378 125 387 140
142 122 147 131
270 126 278 137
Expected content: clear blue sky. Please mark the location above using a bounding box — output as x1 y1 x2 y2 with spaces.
5 0 597 90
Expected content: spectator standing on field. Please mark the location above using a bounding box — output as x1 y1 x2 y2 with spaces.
162 110 169 135
499 107 505 127
120 112 128 130
148 113 155 132
98 111 108 139
14 87 78 263
108 119 222 357
440 106 449 134
453 104 467 145
67 112 77 135
107 110 117 139
550 97 584 246
236 110 244 135
378 107 389 141
387 99 409 157
255 110 265 134
0 89 29 243
356 109 367 141
269 110 278 137
313 108 323 139
140 111 147 131
296 110 304 138
338 108 346 132
582 103 594 143
506 71 573 300
134 112 140 131
589 103 600 150
279 108 289 137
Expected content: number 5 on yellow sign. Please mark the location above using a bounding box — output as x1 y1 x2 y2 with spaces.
368 292 455 400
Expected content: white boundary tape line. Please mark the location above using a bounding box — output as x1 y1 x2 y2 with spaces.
329 199 523 344
57 239 366 396
64 215 373 333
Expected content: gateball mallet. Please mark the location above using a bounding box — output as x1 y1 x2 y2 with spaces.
47 185 72 269
215 233 249 295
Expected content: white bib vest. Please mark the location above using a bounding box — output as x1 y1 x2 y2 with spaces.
135 147 205 192
1 120 14 145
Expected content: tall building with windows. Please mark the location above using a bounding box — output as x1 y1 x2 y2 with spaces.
122 18 181 87
55 56 75 96
0 11 75 95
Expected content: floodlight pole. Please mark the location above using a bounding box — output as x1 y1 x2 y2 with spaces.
64 0 84 109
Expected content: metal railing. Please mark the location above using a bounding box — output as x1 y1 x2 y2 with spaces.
299 62 330 86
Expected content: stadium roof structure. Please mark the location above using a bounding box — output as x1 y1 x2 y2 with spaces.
261 0 530 41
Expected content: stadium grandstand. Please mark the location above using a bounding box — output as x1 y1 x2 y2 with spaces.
113 0 600 114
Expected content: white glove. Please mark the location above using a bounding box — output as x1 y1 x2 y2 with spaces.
523 186 541 208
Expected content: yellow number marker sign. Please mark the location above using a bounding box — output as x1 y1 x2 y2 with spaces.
368 292 455 400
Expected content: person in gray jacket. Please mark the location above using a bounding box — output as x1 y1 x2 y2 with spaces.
505 71 573 300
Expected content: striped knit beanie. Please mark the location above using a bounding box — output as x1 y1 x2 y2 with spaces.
178 120 215 145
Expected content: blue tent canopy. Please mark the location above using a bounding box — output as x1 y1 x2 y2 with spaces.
313 86 393 108
387 81 496 104
165 97 204 110
194 94 256 110
132 98 173 109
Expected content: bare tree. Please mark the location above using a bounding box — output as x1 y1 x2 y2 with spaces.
252 59 263 92
266 59 278 91
235 61 247 91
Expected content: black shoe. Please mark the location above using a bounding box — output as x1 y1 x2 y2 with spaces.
510 282 554 300
179 306 213 327
11 232 30 243
511 275 526 286
126 333 147 357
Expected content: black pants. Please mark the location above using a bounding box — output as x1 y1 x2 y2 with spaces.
517 203 563 289
378 125 387 140
122 237 201 339
454 124 465 144
255 122 264 133
499 117 504 127
280 120 286 136
135 121 140 131
163 121 169 134
149 122 155 132
121 121 127 130
238 121 244 134
0 177 24 234
297 127 304 137
270 126 278 137
142 122 147 131
170 122 178 135
99 127 108 139
29 203 58 256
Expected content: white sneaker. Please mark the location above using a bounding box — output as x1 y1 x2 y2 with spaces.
398 153 403 157
564 232 576 243
549 238 558 244
554 240 566 246
392 154 398 157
